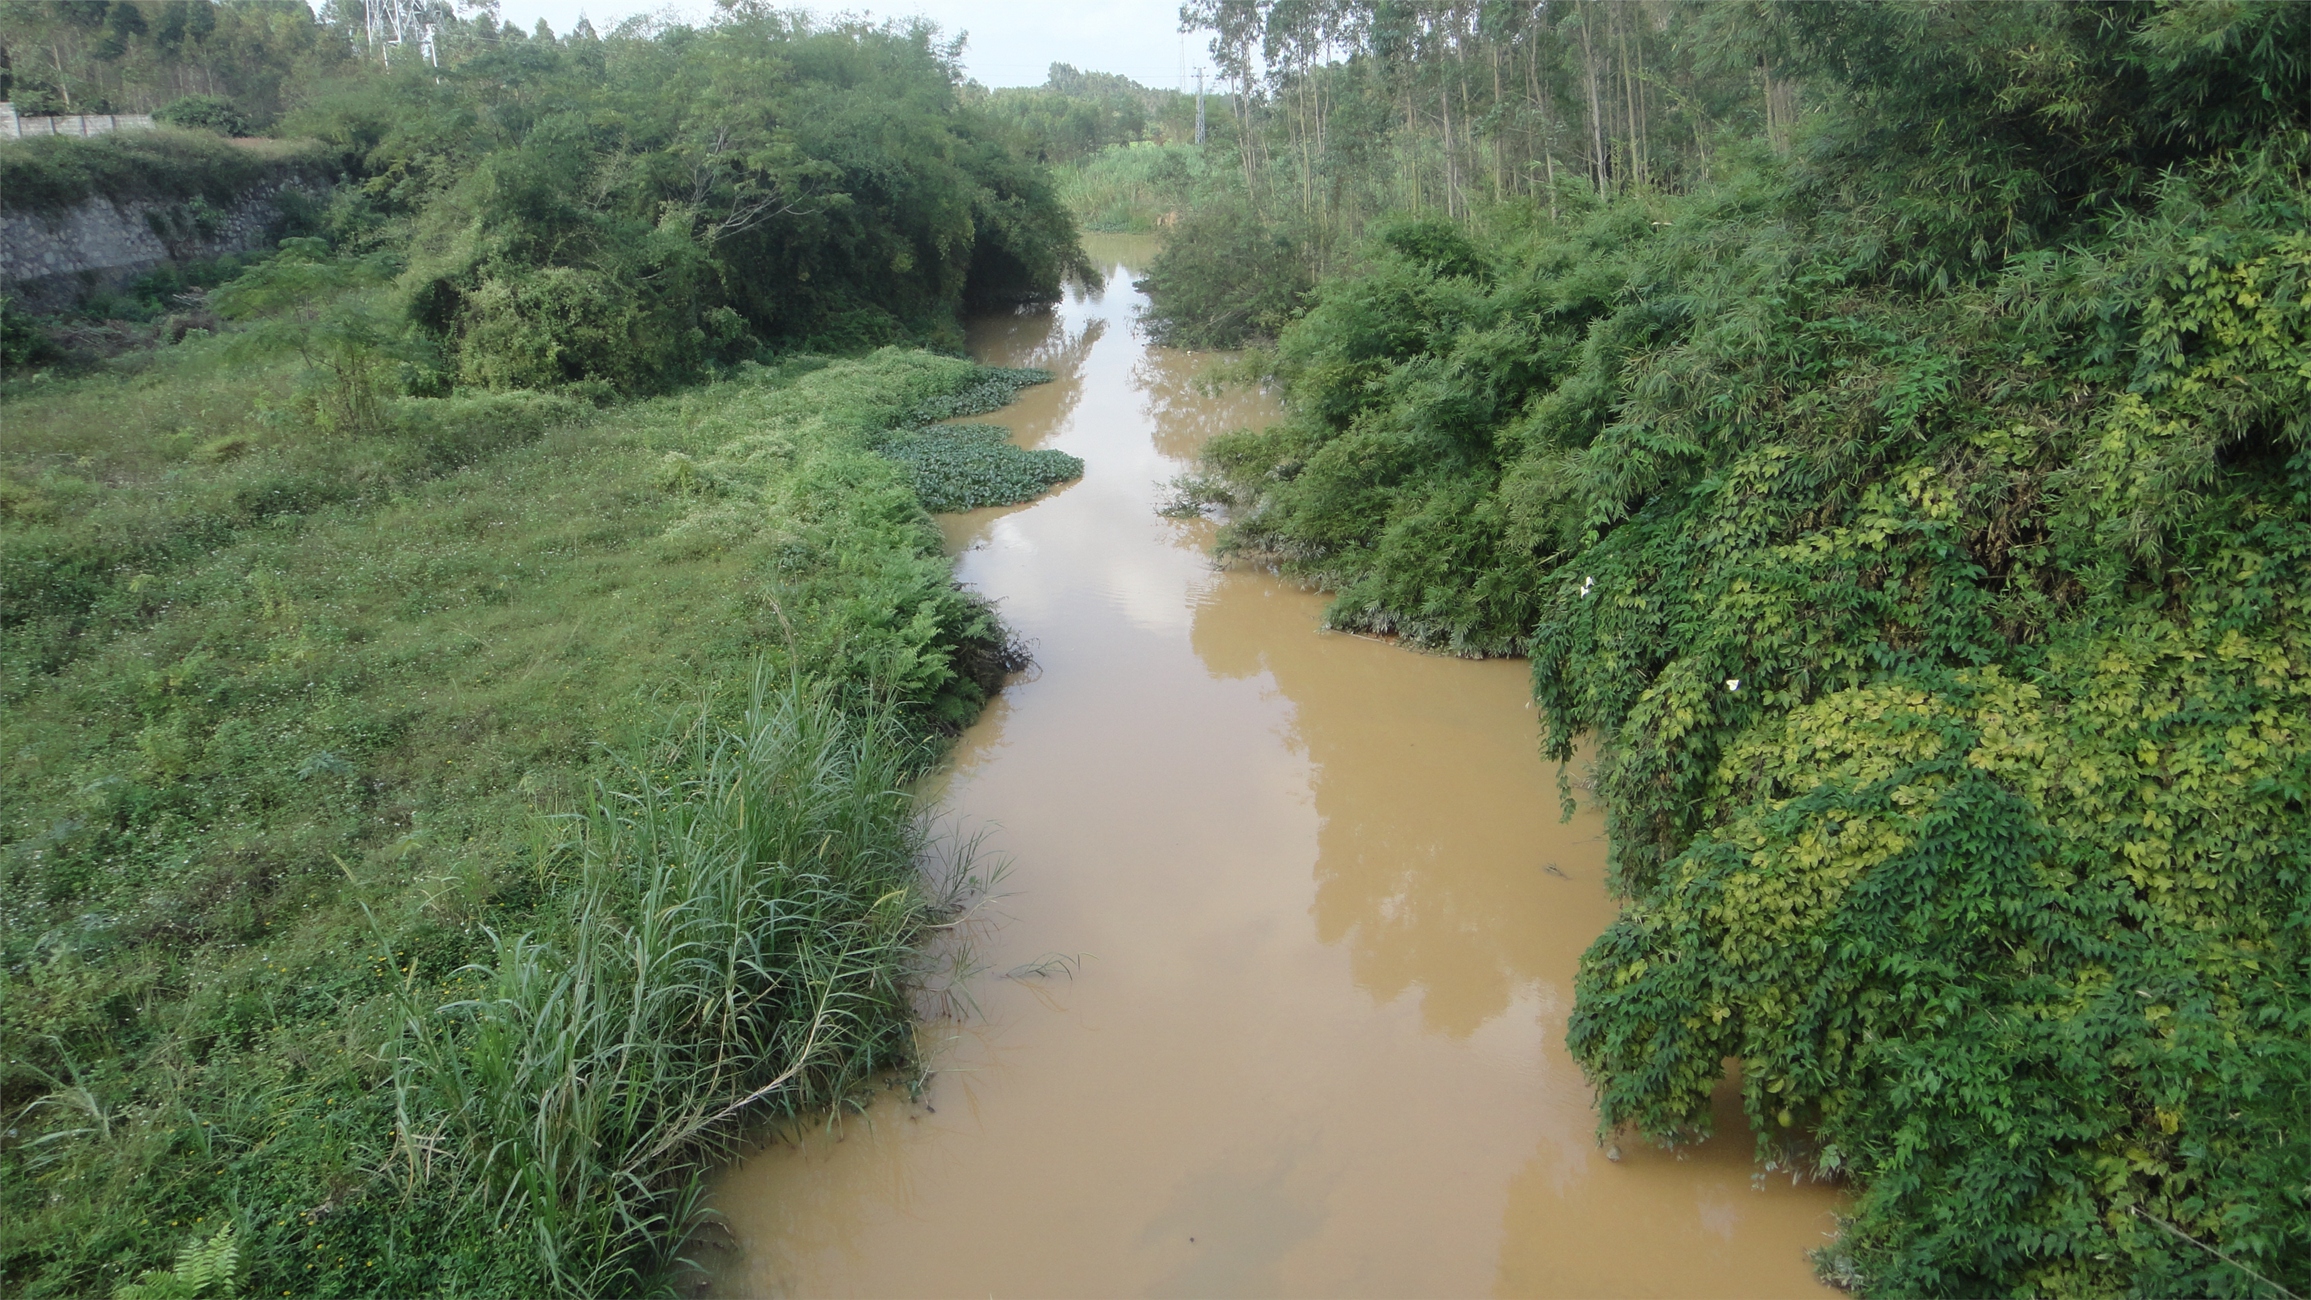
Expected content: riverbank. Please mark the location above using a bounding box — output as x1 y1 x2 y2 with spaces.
0 339 1065 1295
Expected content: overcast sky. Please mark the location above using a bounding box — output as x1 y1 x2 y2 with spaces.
487 0 1207 91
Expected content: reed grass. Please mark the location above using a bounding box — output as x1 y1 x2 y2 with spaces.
387 675 962 1294
1054 141 1213 233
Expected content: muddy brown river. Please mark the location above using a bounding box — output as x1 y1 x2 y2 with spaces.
707 235 1841 1297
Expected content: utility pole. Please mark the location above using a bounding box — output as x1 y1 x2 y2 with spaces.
1195 67 1206 145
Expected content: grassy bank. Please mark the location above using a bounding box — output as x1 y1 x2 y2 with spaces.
0 129 331 216
0 335 1069 1295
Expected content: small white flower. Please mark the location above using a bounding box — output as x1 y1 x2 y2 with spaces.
1726 678 1741 692
1579 576 1595 597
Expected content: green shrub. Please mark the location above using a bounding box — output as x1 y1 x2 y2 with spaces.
154 97 249 138
214 240 420 431
331 16 1094 396
1136 198 1314 348
1 296 56 372
448 264 671 392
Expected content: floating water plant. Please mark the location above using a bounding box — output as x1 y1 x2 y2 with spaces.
877 423 1085 513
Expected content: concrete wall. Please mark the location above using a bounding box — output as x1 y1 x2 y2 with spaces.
1 101 158 139
1 177 322 311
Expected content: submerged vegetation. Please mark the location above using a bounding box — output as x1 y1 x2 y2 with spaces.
1165 0 2311 1293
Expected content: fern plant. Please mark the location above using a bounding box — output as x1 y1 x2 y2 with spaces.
113 1223 238 1300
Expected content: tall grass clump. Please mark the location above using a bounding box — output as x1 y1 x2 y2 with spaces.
1054 140 1214 233
390 676 950 1294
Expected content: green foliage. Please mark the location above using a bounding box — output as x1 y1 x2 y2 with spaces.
283 14 1092 395
1055 140 1215 233
0 0 354 128
391 679 953 1294
0 335 1047 1295
1138 197 1315 347
1145 0 1774 325
10 15 1094 390
976 63 1192 166
1 295 57 371
113 1223 237 1299
213 239 417 432
0 129 326 215
154 96 247 137
1188 2 2311 1293
878 424 1085 512
1782 0 2311 287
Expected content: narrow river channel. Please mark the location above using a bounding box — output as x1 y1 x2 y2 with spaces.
707 235 1842 1298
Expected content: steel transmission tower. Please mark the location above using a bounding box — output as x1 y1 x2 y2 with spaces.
365 0 440 67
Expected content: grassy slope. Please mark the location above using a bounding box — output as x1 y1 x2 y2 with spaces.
0 129 331 215
0 340 1049 1295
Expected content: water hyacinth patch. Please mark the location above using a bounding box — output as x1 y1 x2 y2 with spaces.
876 423 1086 513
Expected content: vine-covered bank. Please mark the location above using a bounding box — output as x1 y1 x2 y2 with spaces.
1178 3 2310 1293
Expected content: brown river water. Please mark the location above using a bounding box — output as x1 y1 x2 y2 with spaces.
706 235 1841 1298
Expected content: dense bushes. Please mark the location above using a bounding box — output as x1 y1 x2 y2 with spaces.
9 15 1095 397
280 15 1090 396
1137 198 1314 347
154 95 248 136
1180 1 2309 1292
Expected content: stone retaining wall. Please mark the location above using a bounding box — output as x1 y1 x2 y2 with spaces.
1 176 321 311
